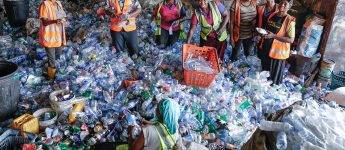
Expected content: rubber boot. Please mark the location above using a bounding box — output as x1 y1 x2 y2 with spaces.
48 67 56 80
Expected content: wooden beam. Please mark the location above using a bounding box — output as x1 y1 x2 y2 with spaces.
318 0 339 55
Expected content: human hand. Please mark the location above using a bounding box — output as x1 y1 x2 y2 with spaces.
264 31 275 39
117 14 129 21
216 27 225 36
56 19 62 24
172 20 179 27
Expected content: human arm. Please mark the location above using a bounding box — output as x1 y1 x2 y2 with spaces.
41 19 60 26
230 10 235 46
187 14 198 44
229 2 235 46
128 129 145 150
176 5 187 23
215 1 229 35
39 3 61 26
265 21 295 43
152 4 159 21
217 9 229 35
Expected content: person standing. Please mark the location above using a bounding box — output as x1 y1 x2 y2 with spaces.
263 0 295 85
39 0 67 80
230 0 257 61
257 0 278 71
187 0 229 62
152 0 187 49
104 0 142 56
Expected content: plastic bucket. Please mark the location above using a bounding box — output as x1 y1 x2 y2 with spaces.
331 71 345 90
0 61 20 121
4 0 29 27
318 59 335 80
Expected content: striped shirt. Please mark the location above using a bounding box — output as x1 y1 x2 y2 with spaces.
231 1 257 39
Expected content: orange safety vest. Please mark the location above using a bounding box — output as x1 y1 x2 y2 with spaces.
268 13 295 60
108 0 137 32
256 3 278 48
257 3 278 28
233 0 256 42
39 0 66 48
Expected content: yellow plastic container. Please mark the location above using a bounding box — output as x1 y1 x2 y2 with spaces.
12 114 39 137
68 102 85 124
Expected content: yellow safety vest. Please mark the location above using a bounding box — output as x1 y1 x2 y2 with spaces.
154 1 186 39
154 123 176 150
195 1 227 41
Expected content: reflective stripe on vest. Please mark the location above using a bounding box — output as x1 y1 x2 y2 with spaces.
154 123 175 150
39 0 66 48
155 1 186 39
109 0 136 32
269 14 294 60
195 2 227 41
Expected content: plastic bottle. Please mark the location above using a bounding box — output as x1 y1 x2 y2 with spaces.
276 132 287 150
259 120 292 132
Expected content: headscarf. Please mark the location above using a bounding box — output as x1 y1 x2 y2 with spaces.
158 98 180 134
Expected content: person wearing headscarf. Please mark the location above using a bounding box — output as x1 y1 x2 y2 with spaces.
39 0 67 80
187 0 229 62
262 0 295 85
152 0 187 49
128 98 183 150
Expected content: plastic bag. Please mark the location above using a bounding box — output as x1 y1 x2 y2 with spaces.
297 16 325 58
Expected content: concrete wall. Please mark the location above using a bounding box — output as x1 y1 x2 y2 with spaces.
324 0 345 71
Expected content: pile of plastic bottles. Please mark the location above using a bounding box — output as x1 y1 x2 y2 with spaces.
1 0 344 149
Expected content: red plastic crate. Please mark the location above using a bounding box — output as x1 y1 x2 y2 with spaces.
182 44 220 88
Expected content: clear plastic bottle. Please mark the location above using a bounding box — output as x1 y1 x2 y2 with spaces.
276 132 287 150
259 120 292 132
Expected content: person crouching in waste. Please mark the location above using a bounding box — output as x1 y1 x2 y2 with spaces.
262 0 295 85
39 0 67 80
187 0 229 63
128 98 185 150
152 0 187 49
98 0 142 57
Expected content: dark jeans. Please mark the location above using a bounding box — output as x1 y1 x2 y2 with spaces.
110 29 139 56
230 38 255 61
45 47 63 68
157 28 180 48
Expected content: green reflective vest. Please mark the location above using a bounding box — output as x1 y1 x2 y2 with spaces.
154 1 186 39
195 1 227 41
154 123 176 150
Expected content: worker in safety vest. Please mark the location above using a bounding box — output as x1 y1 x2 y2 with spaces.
128 98 185 150
152 0 187 49
187 0 229 62
230 0 257 61
256 0 278 71
262 0 295 85
39 0 67 80
100 0 142 56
